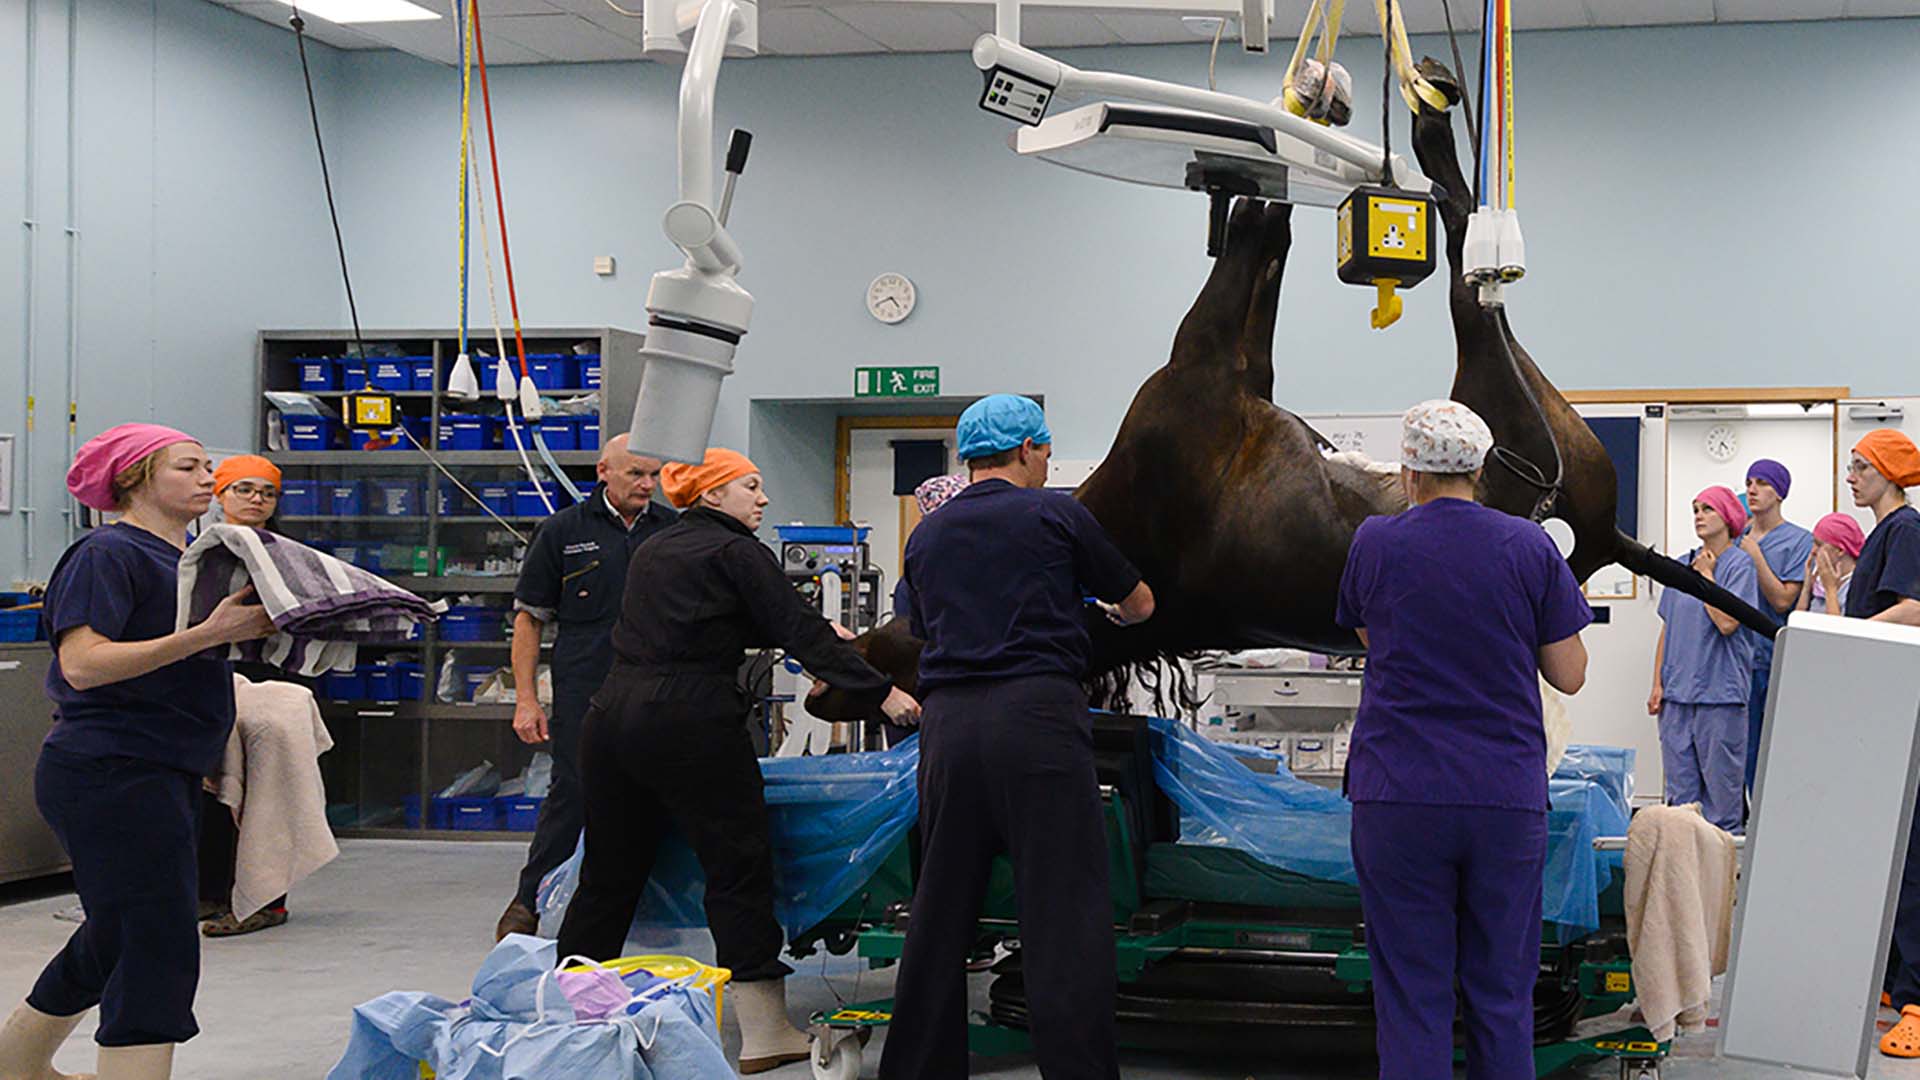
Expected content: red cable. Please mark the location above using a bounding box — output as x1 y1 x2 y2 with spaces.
469 0 531 380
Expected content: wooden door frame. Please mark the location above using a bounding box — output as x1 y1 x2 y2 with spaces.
833 415 963 523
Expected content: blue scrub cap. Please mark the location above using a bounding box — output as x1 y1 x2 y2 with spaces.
956 394 1051 461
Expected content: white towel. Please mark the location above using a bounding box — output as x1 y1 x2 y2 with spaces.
1624 803 1737 1041
209 675 341 919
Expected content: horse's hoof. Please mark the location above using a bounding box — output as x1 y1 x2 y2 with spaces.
1415 57 1463 109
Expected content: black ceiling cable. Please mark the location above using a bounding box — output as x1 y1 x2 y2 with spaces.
290 4 369 367
1438 0 1480 165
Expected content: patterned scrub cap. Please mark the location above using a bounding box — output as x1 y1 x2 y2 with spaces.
1401 399 1495 473
914 473 969 517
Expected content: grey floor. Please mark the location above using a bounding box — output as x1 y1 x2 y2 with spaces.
3 839 1917 1079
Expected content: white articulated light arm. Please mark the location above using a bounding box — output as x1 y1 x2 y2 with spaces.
971 35 1423 189
665 0 743 273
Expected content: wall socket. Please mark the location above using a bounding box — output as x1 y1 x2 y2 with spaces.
593 255 616 277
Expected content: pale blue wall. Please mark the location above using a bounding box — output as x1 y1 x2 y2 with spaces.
0 0 346 582
324 16 1920 491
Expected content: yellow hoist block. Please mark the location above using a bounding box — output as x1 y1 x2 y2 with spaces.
1336 184 1438 329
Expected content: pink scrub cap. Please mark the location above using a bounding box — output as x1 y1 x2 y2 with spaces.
1813 512 1866 560
1693 485 1748 538
66 423 198 511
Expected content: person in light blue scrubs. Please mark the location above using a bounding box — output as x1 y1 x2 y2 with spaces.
1649 485 1759 833
1735 459 1812 812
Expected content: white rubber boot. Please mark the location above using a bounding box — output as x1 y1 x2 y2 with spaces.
730 979 811 1075
0 1002 94 1080
93 1045 170 1080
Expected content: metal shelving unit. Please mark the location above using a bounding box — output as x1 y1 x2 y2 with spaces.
256 327 643 839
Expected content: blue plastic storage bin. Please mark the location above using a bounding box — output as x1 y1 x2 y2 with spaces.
457 663 496 700
0 595 39 642
368 359 413 391
327 481 364 516
409 357 438 392
476 483 514 516
438 414 490 451
575 416 600 450
578 355 601 390
441 606 503 643
437 486 476 515
534 417 577 450
285 416 335 451
362 663 398 701
774 524 872 544
394 662 425 702
513 482 561 518
279 481 320 516
400 795 423 830
367 479 422 517
294 358 338 391
320 670 366 700
338 358 370 391
496 796 543 832
432 796 498 831
526 354 571 390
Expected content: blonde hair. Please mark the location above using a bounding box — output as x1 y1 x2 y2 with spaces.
109 447 172 510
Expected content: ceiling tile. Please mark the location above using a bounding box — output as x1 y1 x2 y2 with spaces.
1017 10 1122 47
1843 0 1920 14
825 2 984 50
756 6 887 54
1588 0 1715 25
573 5 649 40
1716 0 1845 18
353 15 555 61
484 11 651 57
228 1 392 46
474 0 569 15
1090 11 1201 43
1511 0 1592 29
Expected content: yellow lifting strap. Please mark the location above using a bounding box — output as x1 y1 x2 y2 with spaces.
1280 0 1345 123
1374 0 1451 114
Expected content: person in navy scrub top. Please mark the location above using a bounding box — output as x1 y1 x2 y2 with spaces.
1734 459 1812 810
1336 399 1591 1080
1648 485 1759 834
880 395 1155 1080
1838 430 1920 1060
0 425 273 1080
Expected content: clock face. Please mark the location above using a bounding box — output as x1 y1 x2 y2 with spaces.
867 273 916 324
1704 423 1739 463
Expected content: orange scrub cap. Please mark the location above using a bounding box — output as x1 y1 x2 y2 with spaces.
660 448 759 508
213 454 282 496
1854 429 1920 488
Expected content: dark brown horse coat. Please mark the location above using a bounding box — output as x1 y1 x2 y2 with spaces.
808 64 1770 720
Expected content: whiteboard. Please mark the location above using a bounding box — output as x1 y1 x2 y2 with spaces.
1721 613 1920 1077
1301 412 1401 463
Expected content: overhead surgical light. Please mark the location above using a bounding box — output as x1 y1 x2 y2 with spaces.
625 0 759 464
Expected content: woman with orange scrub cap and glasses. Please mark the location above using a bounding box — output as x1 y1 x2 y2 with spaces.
1840 429 1920 1059
554 447 921 1074
1647 485 1759 834
211 455 282 529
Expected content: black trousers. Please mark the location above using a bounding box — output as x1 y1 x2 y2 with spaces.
512 687 588 908
197 790 285 911
553 679 791 981
878 676 1118 1080
30 747 202 1046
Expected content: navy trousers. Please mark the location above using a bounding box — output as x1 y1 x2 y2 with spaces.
513 686 588 909
29 747 203 1046
878 676 1117 1080
1351 802 1547 1080
1745 665 1770 806
1886 800 1920 1008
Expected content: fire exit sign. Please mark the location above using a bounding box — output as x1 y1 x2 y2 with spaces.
854 366 939 398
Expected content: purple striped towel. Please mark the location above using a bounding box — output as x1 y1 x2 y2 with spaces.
177 525 446 676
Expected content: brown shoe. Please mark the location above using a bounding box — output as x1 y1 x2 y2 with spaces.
495 899 539 942
203 907 288 937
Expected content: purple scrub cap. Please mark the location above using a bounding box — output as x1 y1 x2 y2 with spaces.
1746 459 1791 500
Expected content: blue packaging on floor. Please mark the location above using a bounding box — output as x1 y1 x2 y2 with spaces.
279 481 320 516
496 795 543 832
294 357 338 391
285 416 336 452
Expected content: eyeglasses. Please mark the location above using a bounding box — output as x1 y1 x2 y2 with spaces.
1846 460 1875 477
228 483 280 501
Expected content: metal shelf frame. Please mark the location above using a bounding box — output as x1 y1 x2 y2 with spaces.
258 327 643 839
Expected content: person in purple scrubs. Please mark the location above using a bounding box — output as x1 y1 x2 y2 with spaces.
1336 400 1591 1080
1648 485 1759 834
1735 459 1812 809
